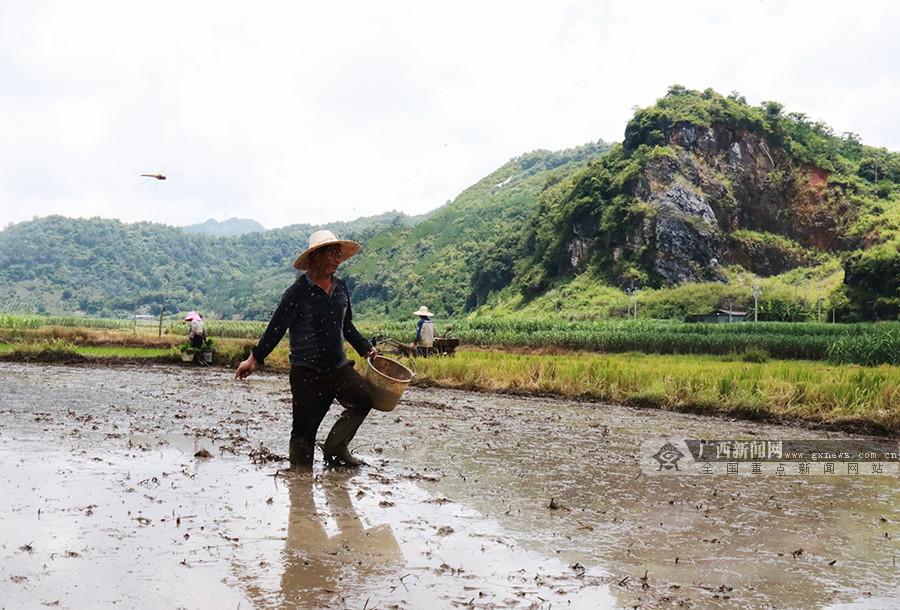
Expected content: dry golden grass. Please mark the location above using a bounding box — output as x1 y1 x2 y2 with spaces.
400 350 900 435
1 326 181 347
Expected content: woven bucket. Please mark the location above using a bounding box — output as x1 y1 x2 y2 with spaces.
362 355 414 412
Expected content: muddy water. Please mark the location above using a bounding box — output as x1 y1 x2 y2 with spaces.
0 363 896 609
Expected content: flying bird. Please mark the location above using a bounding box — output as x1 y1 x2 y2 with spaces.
141 173 167 180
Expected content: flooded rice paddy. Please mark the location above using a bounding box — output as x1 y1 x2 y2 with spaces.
0 362 897 609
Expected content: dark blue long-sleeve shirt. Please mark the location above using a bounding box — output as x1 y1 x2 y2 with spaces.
251 273 372 372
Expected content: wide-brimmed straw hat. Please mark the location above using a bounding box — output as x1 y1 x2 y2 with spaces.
293 230 361 270
413 306 434 317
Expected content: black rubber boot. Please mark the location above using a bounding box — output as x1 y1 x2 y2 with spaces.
323 445 366 468
289 438 314 469
322 406 369 468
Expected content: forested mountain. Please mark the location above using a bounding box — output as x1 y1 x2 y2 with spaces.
0 144 608 320
0 211 414 319
1 86 897 321
182 217 266 236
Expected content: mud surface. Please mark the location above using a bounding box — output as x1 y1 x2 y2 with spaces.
0 362 897 609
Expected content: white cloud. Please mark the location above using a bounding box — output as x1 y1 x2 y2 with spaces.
1 0 898 230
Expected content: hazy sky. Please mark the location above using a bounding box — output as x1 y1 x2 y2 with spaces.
1 0 898 230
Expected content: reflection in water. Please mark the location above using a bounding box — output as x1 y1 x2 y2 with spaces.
280 471 402 609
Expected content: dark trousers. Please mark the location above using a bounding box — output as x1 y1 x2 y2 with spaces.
289 363 373 453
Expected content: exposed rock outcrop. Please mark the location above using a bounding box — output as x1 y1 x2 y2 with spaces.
589 122 857 286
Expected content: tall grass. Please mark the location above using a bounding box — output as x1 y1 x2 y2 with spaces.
362 319 900 365
827 329 900 366
0 314 132 330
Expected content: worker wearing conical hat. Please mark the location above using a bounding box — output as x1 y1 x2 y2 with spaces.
412 306 435 357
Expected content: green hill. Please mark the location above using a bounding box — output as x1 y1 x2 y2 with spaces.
505 86 900 320
343 141 610 317
181 217 266 236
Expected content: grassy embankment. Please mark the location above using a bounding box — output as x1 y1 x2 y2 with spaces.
0 343 173 359
0 316 255 365
1 314 897 434
402 351 900 435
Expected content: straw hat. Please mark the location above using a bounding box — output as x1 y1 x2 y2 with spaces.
293 230 361 270
413 306 434 317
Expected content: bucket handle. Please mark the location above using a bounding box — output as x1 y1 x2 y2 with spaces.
369 353 416 377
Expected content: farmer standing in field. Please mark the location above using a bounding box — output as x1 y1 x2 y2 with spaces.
234 230 377 469
412 306 435 356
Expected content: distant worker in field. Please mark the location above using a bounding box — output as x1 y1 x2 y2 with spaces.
234 230 377 469
412 306 435 356
185 311 206 348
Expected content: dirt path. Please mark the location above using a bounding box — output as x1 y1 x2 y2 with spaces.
0 363 897 609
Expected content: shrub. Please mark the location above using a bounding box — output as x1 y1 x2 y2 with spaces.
740 347 770 363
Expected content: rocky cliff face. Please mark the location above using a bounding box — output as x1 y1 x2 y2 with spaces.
615 123 855 285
